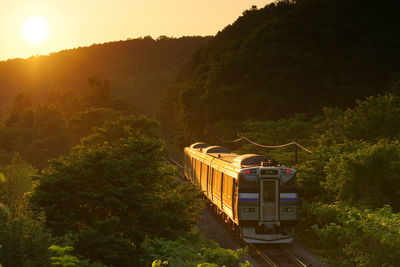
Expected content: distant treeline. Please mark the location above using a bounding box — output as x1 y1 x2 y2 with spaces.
161 0 400 141
0 36 210 115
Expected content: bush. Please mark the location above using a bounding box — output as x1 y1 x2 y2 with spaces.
300 202 400 266
143 233 249 267
0 154 36 207
324 139 400 209
0 200 51 267
48 245 106 267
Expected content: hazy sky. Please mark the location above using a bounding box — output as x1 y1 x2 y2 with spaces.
0 0 272 61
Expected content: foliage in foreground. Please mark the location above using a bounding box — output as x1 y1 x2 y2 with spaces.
0 154 36 207
0 200 51 267
48 245 105 267
226 94 400 265
143 233 251 267
30 115 203 266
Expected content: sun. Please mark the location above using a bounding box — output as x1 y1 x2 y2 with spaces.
20 16 50 45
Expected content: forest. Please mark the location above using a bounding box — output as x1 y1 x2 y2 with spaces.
162 0 400 141
0 36 210 115
0 77 251 266
2 0 400 266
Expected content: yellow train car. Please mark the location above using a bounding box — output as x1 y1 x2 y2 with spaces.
184 142 298 243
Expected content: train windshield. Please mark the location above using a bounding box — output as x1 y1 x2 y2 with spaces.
239 174 258 190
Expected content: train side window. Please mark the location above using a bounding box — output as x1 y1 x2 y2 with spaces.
202 163 208 181
222 173 227 195
214 170 222 193
192 158 196 181
196 160 202 182
223 175 233 198
227 176 233 196
209 168 214 193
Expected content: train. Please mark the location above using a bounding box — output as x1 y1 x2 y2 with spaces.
184 142 298 243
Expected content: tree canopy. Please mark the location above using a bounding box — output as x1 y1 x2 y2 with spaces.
162 0 400 140
30 116 202 266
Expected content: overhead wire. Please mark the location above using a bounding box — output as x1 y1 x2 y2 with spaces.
216 136 312 154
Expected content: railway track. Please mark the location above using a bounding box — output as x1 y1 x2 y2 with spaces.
249 243 309 267
168 156 183 169
167 155 309 267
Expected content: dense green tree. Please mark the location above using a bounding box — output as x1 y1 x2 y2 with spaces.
31 116 202 266
324 140 400 208
67 108 124 137
163 0 400 141
0 154 36 207
25 105 74 168
0 200 51 267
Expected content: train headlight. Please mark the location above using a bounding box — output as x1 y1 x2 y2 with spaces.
244 208 255 212
283 207 294 212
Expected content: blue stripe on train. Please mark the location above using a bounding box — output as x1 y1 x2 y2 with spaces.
280 198 299 202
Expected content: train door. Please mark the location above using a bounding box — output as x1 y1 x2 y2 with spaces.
205 165 209 193
191 158 195 183
260 179 279 221
233 179 238 221
208 168 214 200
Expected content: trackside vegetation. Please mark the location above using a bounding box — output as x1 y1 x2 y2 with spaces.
0 113 252 266
228 94 400 265
0 76 252 266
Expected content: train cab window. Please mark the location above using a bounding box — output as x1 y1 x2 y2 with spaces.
263 181 275 202
239 174 258 189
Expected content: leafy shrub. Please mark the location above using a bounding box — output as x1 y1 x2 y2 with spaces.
300 202 400 266
0 199 51 267
202 247 245 267
327 94 400 142
48 245 105 267
0 154 36 206
324 139 400 209
143 233 249 267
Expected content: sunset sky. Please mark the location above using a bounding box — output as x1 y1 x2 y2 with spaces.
0 0 272 61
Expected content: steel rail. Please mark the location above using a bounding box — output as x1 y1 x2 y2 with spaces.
248 244 277 267
168 156 183 169
280 247 308 267
250 244 309 267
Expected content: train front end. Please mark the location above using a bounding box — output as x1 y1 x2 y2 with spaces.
238 162 298 243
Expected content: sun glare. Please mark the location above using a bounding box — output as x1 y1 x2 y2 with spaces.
20 16 50 45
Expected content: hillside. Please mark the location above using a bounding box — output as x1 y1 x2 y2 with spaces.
162 0 400 140
0 36 210 115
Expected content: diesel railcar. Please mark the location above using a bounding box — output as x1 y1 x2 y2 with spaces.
184 142 298 243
